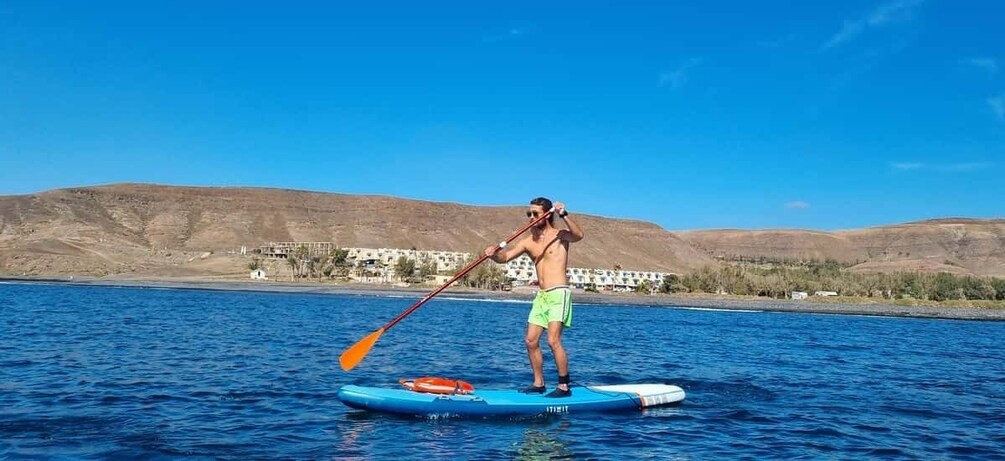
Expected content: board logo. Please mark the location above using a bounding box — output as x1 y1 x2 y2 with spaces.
546 406 569 414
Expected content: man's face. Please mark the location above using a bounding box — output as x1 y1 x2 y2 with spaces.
527 205 547 228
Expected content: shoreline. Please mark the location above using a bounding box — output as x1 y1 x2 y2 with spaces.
3 275 1003 321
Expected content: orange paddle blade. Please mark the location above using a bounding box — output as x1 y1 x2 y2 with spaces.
340 328 385 371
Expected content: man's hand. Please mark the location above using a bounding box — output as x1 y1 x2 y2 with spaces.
554 201 584 242
554 201 567 217
484 245 499 258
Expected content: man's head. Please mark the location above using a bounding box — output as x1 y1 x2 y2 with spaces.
528 197 554 227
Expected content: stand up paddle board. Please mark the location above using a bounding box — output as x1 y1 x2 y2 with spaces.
337 383 685 417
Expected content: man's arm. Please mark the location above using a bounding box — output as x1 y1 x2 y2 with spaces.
485 237 527 263
554 201 584 242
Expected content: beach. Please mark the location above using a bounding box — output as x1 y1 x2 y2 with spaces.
4 275 1002 321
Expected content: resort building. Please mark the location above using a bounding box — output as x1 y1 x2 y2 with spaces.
258 242 470 279
258 241 341 259
256 242 673 290
503 255 673 291
346 248 470 273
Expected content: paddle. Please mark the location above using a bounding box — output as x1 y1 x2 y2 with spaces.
339 208 554 371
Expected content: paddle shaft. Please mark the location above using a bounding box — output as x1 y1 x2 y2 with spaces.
380 209 554 331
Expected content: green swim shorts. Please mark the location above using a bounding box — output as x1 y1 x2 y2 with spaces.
529 286 572 328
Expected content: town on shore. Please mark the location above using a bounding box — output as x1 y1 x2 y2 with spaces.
244 241 1005 309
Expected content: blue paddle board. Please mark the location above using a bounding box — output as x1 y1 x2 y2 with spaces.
337 383 685 417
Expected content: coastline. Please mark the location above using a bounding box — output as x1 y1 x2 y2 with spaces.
3 275 1003 321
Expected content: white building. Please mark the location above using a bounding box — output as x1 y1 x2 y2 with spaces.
814 291 839 297
568 267 591 287
599 269 666 291
422 250 470 272
792 291 808 300
504 255 538 286
503 255 672 291
250 269 268 280
258 241 675 290
345 247 472 279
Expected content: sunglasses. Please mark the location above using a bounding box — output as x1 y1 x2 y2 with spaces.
525 210 544 218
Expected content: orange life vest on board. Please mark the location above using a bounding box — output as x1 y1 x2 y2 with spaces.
399 377 475 395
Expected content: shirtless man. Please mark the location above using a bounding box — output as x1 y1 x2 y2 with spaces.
485 197 585 398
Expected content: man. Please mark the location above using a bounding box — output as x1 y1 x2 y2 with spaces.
485 197 585 398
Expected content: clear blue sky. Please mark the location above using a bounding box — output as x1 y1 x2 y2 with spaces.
1 1 1002 230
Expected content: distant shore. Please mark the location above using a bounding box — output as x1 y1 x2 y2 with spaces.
3 275 1003 321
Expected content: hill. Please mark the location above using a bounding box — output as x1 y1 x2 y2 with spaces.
3 184 1000 279
679 218 1005 277
0 184 713 277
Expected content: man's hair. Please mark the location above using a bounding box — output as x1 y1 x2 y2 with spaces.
530 197 555 224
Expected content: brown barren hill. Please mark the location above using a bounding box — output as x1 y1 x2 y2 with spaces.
840 219 1005 277
677 229 864 262
0 184 714 277
679 218 1005 277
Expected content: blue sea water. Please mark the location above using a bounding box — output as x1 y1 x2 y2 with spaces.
1 282 1003 459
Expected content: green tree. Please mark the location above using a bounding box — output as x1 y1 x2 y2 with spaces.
323 247 351 279
395 256 417 281
248 257 263 271
472 263 509 290
454 254 477 287
419 260 438 279
330 247 349 268
635 279 654 294
931 273 960 301
682 266 720 293
305 256 320 281
290 245 311 279
659 274 683 293
992 278 1005 300
286 256 299 281
668 257 1004 303
454 252 509 290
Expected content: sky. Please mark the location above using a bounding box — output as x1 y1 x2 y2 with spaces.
0 1 1002 231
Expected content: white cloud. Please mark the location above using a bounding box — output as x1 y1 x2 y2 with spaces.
891 162 924 170
964 57 998 75
785 201 811 210
482 27 526 43
989 96 1005 121
659 58 703 90
822 0 924 50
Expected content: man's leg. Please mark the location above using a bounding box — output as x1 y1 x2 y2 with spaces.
525 323 545 388
547 321 569 391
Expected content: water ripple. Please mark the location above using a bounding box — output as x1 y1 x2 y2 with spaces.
1 282 1004 459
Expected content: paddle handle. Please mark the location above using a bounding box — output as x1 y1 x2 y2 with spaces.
381 208 553 331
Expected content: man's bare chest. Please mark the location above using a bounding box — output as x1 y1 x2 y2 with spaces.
525 234 565 260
